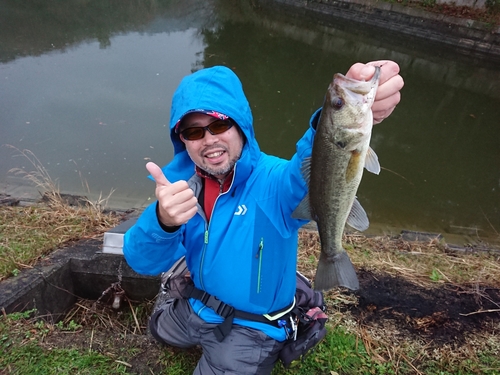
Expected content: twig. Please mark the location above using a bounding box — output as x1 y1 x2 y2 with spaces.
89 328 94 353
459 309 500 316
115 360 132 368
400 352 423 375
127 298 142 335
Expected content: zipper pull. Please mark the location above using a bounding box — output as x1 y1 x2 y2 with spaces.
204 230 209 244
256 238 264 258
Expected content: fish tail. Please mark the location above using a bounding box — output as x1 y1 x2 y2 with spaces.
314 251 360 291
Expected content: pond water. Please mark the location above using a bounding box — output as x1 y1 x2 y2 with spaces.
1 0 499 247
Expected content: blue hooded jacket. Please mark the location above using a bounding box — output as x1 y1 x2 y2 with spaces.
123 66 318 341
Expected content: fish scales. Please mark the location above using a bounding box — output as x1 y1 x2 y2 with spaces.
293 67 381 291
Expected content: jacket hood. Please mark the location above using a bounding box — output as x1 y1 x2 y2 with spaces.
160 66 260 182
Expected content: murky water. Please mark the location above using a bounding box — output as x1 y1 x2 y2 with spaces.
1 0 499 246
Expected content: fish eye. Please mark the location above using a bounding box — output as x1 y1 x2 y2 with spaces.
332 96 344 109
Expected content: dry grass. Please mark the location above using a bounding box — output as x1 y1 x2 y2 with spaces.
298 230 500 290
0 146 121 280
297 230 500 374
0 204 121 281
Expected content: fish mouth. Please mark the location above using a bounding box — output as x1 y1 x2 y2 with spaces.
331 66 381 111
333 66 381 94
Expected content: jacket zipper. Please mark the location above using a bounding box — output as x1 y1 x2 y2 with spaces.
256 238 264 293
198 168 237 290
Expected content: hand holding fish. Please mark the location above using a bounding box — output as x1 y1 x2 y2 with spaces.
346 60 404 124
146 162 198 227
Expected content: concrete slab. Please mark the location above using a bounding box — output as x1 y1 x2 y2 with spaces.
0 237 159 320
102 218 137 254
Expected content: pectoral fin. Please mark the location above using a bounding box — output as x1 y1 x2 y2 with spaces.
292 193 314 221
300 156 312 185
292 156 314 221
346 198 369 231
364 146 380 175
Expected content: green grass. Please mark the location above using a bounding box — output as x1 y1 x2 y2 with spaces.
0 308 381 375
0 310 128 375
1 345 129 375
273 326 377 375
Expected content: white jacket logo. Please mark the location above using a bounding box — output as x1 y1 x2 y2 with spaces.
234 205 247 216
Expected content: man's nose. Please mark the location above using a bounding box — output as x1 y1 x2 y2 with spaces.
203 131 220 144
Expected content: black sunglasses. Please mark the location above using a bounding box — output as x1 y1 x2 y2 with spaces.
179 119 234 141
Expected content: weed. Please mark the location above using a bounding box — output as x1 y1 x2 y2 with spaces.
421 0 437 8
55 320 82 332
430 268 443 282
0 146 121 280
0 204 120 280
486 0 500 13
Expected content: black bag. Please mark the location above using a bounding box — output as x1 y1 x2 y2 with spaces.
278 272 328 368
160 256 191 299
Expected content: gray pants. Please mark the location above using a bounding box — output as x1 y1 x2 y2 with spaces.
149 298 284 375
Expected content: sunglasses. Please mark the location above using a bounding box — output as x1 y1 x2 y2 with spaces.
179 119 234 141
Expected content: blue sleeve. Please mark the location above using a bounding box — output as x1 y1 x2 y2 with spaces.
283 108 320 210
254 109 320 233
123 202 186 275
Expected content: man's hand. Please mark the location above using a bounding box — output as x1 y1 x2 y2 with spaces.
146 162 198 227
346 60 404 124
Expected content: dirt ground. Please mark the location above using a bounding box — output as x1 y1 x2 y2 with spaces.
352 268 500 345
33 265 499 374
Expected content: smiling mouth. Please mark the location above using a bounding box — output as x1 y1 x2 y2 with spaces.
205 151 225 158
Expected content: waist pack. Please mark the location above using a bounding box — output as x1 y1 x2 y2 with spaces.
279 271 328 368
160 257 328 368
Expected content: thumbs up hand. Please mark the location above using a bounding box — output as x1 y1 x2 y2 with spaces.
146 162 198 227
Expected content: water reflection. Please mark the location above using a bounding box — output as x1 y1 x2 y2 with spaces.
0 0 498 246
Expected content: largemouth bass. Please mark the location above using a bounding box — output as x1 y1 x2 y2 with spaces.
293 67 381 291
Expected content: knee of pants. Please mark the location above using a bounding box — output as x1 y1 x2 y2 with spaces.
149 309 166 344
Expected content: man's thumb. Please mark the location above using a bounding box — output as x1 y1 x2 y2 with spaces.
146 162 171 186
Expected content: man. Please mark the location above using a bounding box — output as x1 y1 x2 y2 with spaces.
123 62 403 374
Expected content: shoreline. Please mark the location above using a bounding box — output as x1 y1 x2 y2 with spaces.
2 192 499 252
257 0 500 60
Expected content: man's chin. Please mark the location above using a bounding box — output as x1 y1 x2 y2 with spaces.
203 164 233 178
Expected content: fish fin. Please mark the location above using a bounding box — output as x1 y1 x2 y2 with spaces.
364 147 380 175
346 198 369 231
291 193 313 220
292 156 313 220
314 251 359 291
300 156 312 185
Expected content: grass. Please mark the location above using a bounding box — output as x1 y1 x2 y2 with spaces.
1 148 499 374
0 204 120 281
1 229 498 374
0 310 131 375
0 146 120 281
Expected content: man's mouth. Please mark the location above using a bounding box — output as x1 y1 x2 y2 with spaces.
206 151 225 158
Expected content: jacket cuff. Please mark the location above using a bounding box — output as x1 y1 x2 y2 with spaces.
310 108 322 130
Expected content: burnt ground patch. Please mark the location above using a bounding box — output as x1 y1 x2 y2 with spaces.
347 268 500 345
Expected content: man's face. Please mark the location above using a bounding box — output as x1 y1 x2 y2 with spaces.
179 112 244 180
